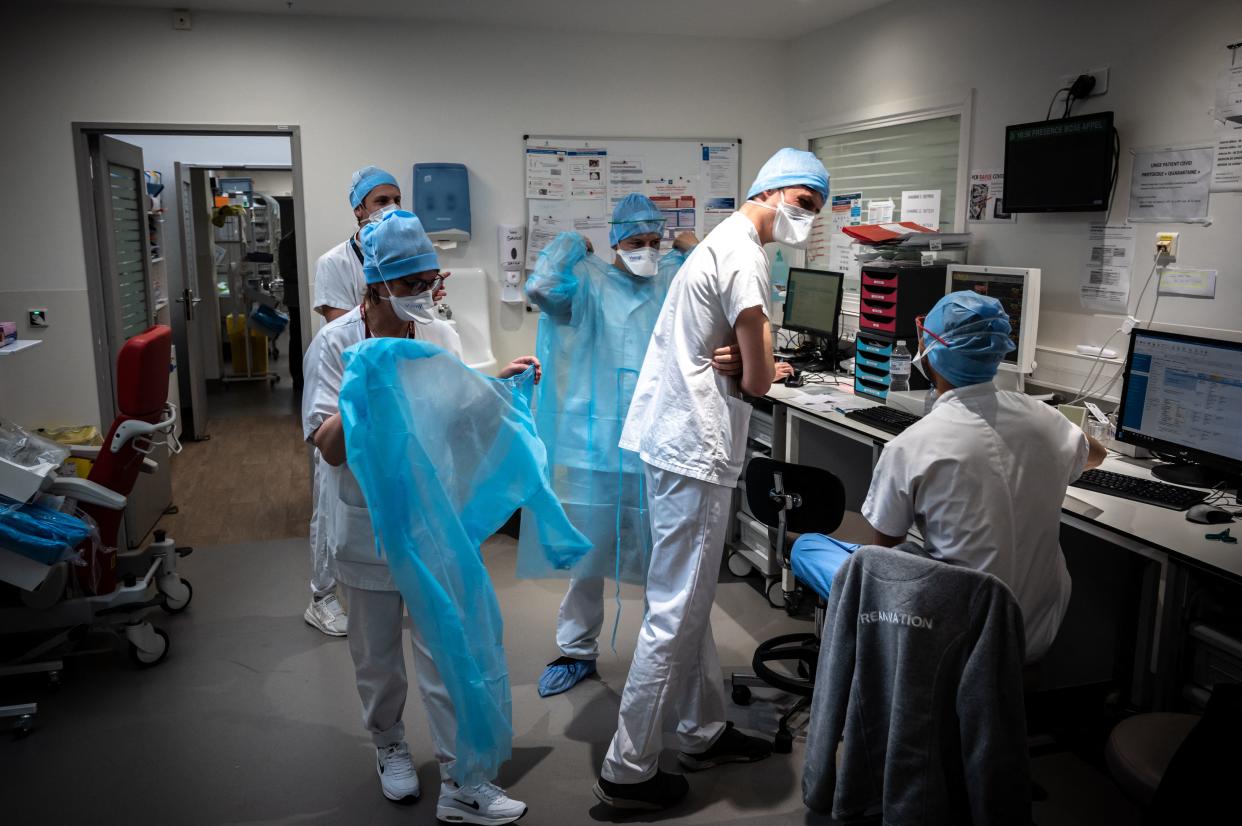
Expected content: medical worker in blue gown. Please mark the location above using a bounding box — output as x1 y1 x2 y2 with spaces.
303 210 538 825
518 194 696 697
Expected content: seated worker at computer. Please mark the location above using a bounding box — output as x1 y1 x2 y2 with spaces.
795 291 1106 662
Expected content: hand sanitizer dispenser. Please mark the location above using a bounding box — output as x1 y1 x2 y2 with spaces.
498 224 525 304
412 163 471 245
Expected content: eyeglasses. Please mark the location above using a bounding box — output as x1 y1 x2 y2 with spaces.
914 315 950 348
396 275 443 296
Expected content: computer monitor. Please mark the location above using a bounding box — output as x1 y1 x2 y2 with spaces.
1115 328 1242 487
782 268 843 341
945 265 1041 375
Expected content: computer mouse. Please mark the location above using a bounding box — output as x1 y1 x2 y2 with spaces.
1187 504 1234 525
784 369 805 388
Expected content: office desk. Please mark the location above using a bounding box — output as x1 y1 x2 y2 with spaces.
762 381 1241 708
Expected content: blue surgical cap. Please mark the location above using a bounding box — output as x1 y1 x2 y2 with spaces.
609 193 666 247
359 210 439 284
746 148 830 202
349 165 399 209
921 291 1017 387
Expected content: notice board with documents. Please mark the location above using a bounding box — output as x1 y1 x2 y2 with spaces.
523 136 740 269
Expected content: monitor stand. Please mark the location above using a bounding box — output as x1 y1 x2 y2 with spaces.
1150 461 1239 490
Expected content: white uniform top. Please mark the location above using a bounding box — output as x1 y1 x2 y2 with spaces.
313 236 366 315
302 305 463 591
619 211 770 487
862 381 1090 661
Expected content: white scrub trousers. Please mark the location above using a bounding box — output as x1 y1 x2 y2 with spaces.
601 463 731 783
556 576 605 660
345 585 457 779
308 447 336 598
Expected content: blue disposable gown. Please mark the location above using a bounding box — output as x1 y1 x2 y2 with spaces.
338 337 590 787
516 232 687 585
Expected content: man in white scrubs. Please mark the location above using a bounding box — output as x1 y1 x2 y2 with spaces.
862 291 1107 662
304 210 536 823
594 149 829 811
303 166 401 638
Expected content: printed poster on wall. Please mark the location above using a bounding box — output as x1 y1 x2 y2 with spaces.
967 169 1014 222
567 148 606 199
1211 126 1242 192
828 192 863 281
526 147 566 199
900 189 941 228
1080 224 1136 313
1215 39 1242 125
1127 146 1213 223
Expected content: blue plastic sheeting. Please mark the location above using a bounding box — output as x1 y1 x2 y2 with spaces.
339 337 590 787
516 231 688 586
0 495 91 565
790 534 860 601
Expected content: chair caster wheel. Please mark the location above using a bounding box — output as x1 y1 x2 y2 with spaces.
732 685 752 706
774 728 794 754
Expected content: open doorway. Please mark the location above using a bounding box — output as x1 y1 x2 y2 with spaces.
72 124 312 549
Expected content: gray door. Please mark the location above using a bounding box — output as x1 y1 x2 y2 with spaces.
172 162 209 440
91 135 155 373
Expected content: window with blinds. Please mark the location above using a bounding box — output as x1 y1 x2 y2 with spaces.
810 114 961 232
108 163 150 339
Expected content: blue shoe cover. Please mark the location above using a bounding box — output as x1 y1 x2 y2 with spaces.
538 657 597 697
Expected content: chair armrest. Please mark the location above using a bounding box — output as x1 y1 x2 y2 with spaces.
46 476 126 510
67 445 101 460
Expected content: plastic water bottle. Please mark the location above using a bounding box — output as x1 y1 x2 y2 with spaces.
889 340 911 393
770 249 790 302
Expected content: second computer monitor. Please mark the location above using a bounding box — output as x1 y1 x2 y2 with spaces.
783 268 844 341
945 265 1041 374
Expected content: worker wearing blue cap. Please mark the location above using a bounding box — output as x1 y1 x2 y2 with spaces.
303 165 403 642
860 290 1107 662
303 209 537 821
594 148 829 811
519 194 697 699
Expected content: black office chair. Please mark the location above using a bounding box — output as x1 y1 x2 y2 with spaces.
730 457 845 753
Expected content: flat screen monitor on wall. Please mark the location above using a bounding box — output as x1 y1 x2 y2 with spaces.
1003 112 1114 212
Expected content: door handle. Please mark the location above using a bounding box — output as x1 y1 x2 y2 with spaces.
175 289 202 320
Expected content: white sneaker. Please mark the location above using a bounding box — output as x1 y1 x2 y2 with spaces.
304 594 348 636
376 742 420 802
436 780 527 824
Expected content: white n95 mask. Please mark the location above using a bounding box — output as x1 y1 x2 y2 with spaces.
383 286 437 324
617 247 660 278
366 203 400 224
770 199 817 248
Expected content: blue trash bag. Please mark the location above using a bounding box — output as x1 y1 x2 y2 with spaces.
516 231 688 586
0 495 91 565
249 304 289 338
339 337 590 787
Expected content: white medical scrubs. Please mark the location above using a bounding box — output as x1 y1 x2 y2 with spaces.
313 236 366 317
862 380 1090 662
302 305 465 770
306 235 367 598
604 211 770 783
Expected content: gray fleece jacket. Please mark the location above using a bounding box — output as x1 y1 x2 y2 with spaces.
802 544 1031 825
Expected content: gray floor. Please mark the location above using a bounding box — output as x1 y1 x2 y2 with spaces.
3 535 1138 825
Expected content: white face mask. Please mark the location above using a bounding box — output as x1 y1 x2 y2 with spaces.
382 283 436 324
617 246 660 278
756 194 818 248
366 203 400 224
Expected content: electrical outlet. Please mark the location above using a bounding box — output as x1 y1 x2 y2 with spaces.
1156 231 1179 258
172 9 192 30
28 309 48 328
1059 67 1109 97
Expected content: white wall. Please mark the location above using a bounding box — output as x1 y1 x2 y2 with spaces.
791 0 1242 381
0 3 794 428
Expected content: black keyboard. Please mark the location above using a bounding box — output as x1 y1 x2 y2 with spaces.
845 406 922 436
1071 468 1208 511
